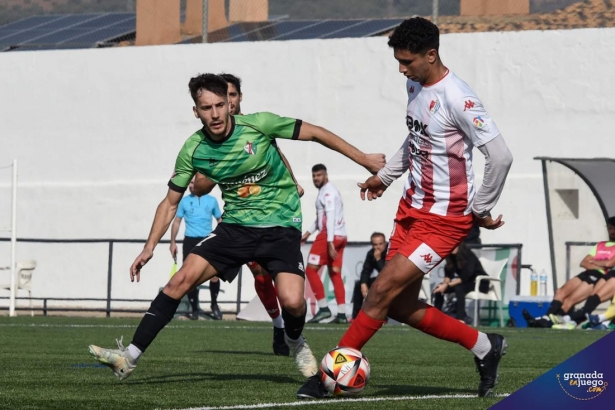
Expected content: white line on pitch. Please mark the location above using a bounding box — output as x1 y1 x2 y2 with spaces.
164 393 510 410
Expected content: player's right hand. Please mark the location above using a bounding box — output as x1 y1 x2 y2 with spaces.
476 214 505 230
170 243 178 258
130 248 153 283
362 153 386 174
358 175 387 201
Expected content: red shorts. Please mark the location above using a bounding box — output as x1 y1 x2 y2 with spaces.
387 206 473 273
307 233 347 268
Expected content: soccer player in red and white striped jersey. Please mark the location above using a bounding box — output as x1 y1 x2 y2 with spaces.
298 17 513 399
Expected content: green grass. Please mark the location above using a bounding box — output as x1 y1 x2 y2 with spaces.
0 317 607 410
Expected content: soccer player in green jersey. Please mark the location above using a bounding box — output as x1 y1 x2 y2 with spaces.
88 73 385 386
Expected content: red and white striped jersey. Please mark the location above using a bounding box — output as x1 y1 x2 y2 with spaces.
308 182 347 241
399 71 500 217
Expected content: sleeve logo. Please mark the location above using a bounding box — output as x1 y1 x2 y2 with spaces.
463 100 475 111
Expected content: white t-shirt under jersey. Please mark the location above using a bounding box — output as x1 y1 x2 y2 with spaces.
308 181 347 241
379 70 501 217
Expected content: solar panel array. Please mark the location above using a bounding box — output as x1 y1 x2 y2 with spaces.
0 15 402 51
208 19 403 43
0 13 135 51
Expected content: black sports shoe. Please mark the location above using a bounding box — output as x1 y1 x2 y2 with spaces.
211 303 223 320
307 307 332 323
331 313 348 324
296 373 329 399
474 333 508 397
272 327 290 356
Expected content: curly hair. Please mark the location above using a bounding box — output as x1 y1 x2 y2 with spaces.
188 73 228 102
219 73 242 95
388 17 439 54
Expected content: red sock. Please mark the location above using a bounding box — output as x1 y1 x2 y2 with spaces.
254 274 280 319
413 304 478 350
305 266 325 301
338 310 385 350
329 269 346 305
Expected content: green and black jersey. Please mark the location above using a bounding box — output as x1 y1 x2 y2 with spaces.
169 112 303 230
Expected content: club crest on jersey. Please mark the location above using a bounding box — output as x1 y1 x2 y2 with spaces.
429 99 440 114
243 141 257 155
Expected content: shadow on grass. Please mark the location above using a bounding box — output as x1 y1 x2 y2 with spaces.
127 372 298 385
368 383 476 396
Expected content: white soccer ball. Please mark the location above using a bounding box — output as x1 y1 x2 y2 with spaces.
320 347 370 396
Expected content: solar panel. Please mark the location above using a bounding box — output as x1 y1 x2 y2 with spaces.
0 13 135 50
208 19 404 43
321 19 403 39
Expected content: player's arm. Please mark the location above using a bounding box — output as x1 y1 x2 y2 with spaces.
297 122 385 174
169 216 182 259
302 220 317 243
580 254 601 270
193 172 217 196
324 193 337 259
451 97 513 230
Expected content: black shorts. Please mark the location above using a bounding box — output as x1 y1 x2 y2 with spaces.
190 223 305 282
603 270 615 281
576 270 604 284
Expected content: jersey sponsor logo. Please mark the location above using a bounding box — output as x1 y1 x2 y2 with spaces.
243 141 257 155
406 115 429 137
220 169 268 188
409 138 429 160
293 217 301 223
208 158 217 166
429 100 440 114
463 100 475 111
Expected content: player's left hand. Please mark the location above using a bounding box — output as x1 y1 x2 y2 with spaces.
130 248 153 283
358 175 388 201
297 184 305 198
362 153 386 174
328 242 338 260
476 214 505 230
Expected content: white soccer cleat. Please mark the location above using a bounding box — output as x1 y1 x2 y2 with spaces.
88 336 137 381
285 334 318 378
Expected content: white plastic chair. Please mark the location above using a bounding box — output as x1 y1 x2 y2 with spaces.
0 260 37 316
466 257 507 327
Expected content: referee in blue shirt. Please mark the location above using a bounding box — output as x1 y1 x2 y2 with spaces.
170 178 223 320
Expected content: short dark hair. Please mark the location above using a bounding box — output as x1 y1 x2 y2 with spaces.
312 164 327 173
388 17 439 54
219 73 242 95
188 73 228 103
608 216 615 226
371 232 386 242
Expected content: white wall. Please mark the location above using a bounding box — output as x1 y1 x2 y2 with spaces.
1 28 614 308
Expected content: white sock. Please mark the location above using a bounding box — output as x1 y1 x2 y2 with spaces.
598 314 607 322
127 344 142 361
317 298 328 309
470 332 492 360
272 315 284 328
337 304 346 314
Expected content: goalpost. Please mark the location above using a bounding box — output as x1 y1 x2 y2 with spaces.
1 160 18 317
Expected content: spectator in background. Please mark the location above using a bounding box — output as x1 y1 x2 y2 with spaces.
302 164 349 324
526 216 615 328
433 243 489 324
351 232 388 319
170 178 223 320
464 220 482 245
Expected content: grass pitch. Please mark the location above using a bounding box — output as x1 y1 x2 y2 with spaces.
0 317 607 409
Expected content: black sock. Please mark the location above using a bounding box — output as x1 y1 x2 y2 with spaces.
547 300 563 315
210 280 220 304
282 306 306 340
131 292 180 352
581 294 602 316
187 288 199 314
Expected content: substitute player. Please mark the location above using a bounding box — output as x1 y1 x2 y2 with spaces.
88 74 385 383
298 17 513 399
301 164 349 324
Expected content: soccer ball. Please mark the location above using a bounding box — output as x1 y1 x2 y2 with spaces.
320 347 370 396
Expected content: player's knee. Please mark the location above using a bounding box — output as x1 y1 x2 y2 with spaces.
363 281 393 308
277 292 303 313
164 270 196 296
554 288 565 300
